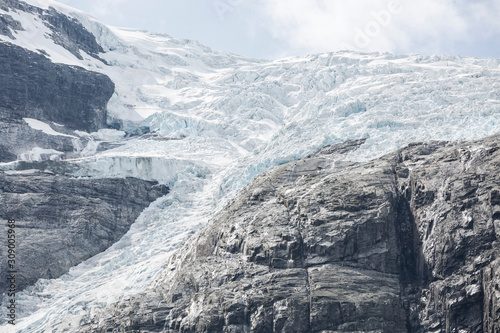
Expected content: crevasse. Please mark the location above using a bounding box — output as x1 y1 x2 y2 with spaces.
0 1 499 331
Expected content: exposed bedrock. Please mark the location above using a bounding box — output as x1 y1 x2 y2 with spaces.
75 136 500 332
0 171 169 294
0 42 114 162
0 0 106 60
0 42 113 132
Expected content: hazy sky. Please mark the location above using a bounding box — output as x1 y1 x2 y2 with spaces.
56 0 500 60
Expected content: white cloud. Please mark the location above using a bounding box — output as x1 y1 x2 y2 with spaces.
56 0 500 59
90 0 129 19
466 0 500 36
258 0 499 56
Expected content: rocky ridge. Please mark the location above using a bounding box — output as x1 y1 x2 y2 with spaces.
0 0 115 163
0 42 113 132
81 136 500 333
0 0 105 61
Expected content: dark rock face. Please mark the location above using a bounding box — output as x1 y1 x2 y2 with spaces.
0 170 169 294
0 42 114 161
81 136 500 333
396 141 500 332
0 43 113 132
42 6 107 62
0 120 77 162
0 2 176 326
0 0 115 162
0 0 106 61
0 12 22 39
0 1 165 304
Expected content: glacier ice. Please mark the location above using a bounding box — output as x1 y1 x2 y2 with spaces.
0 1 499 331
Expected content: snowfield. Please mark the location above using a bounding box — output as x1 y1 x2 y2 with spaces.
1 0 499 331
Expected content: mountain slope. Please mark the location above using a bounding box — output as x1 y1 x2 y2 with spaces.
0 0 499 332
80 135 500 332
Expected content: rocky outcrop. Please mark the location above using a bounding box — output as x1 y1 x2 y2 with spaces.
0 120 78 162
42 6 107 62
396 140 500 332
0 0 115 163
0 12 22 39
80 135 500 332
0 0 106 61
0 168 169 294
0 43 113 132
0 1 169 301
0 42 114 161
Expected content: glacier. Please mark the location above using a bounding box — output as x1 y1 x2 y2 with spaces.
0 0 499 331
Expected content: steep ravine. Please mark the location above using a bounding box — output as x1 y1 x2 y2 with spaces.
80 136 500 333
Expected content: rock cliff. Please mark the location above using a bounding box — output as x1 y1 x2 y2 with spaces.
0 168 169 294
0 0 115 163
0 42 114 163
0 0 106 61
0 0 171 300
0 42 113 132
80 136 500 332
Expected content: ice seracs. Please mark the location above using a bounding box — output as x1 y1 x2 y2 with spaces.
0 1 499 332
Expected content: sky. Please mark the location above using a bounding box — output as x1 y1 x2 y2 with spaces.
56 0 500 60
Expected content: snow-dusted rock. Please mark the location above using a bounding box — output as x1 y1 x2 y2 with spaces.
0 42 114 162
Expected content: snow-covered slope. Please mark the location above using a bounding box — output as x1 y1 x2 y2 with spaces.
1 1 499 331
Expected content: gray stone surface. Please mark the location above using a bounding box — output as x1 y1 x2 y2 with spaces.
0 0 106 61
0 121 77 162
0 42 114 162
0 42 113 132
0 12 22 39
0 1 171 304
0 170 169 294
0 0 115 162
80 135 500 332
396 139 500 332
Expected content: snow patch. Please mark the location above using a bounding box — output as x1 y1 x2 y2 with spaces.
4 169 41 175
91 129 126 141
23 118 77 138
